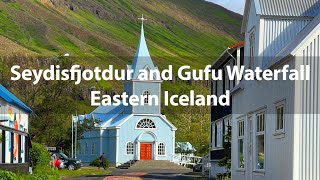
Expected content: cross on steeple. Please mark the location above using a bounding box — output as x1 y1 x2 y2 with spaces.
138 14 147 25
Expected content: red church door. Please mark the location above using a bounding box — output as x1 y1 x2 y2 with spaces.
140 143 152 160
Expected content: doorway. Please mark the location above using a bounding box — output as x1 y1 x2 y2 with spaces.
140 143 152 160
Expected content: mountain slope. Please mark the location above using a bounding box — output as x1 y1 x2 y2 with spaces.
0 0 242 69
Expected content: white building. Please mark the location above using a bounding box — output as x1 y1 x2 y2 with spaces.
231 0 320 180
0 84 32 173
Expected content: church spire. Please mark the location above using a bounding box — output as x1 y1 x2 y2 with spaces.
134 14 151 59
138 14 147 26
131 14 155 79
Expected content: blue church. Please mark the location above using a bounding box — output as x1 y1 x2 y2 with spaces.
77 20 177 166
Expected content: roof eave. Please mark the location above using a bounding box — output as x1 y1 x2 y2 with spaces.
241 0 261 34
211 42 245 70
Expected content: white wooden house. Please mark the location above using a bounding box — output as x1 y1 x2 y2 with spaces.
231 0 320 180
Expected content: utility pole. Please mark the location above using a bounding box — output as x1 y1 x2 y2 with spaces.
71 115 74 158
71 114 79 159
75 111 78 159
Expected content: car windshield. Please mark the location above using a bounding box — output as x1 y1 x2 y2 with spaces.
57 152 69 159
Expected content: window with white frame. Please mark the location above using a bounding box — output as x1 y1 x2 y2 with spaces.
136 118 156 129
256 113 265 170
229 60 235 89
276 104 285 132
212 120 224 148
224 65 230 91
158 143 165 155
238 120 245 168
91 143 95 155
224 116 231 142
249 32 255 69
211 122 216 148
142 91 151 104
126 142 134 155
84 143 88 155
216 121 223 148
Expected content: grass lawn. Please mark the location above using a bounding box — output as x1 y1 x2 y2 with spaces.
58 166 111 178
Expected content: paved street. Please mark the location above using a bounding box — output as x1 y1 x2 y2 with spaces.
63 168 204 180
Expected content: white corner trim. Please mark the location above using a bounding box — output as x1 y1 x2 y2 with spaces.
100 129 103 155
115 128 119 164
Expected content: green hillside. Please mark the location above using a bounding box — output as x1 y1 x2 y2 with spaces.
0 0 241 66
0 0 242 155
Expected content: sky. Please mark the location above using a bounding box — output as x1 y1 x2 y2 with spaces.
206 0 245 15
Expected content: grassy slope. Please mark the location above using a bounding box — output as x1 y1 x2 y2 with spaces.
0 0 243 95
0 0 242 68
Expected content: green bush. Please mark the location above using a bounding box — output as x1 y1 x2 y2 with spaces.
29 143 50 168
18 173 59 180
25 143 60 179
16 167 60 180
89 157 109 168
0 170 17 180
216 172 231 180
33 166 60 180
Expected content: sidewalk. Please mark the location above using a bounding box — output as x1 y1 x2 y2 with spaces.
63 168 204 180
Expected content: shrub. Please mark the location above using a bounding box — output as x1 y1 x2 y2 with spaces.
0 170 17 180
16 167 60 180
33 166 60 179
216 172 231 180
29 143 50 168
89 157 109 168
26 143 60 179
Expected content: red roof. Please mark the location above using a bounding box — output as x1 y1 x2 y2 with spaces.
228 41 245 49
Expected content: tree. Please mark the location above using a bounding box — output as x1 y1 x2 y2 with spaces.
0 56 95 152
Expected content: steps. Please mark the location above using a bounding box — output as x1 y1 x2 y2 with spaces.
117 160 138 169
129 160 189 170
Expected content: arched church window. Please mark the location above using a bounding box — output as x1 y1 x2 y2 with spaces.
84 143 88 155
142 91 151 104
136 118 156 129
78 143 82 155
91 143 95 155
126 142 134 155
158 143 165 155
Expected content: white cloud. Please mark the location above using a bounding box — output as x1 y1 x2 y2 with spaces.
206 0 245 15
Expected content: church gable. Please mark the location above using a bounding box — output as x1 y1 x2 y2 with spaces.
117 115 176 131
131 81 161 114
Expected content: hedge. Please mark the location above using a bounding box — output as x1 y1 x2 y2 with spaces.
89 157 109 168
29 143 51 168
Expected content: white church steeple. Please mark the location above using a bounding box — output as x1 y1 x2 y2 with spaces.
131 15 155 79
